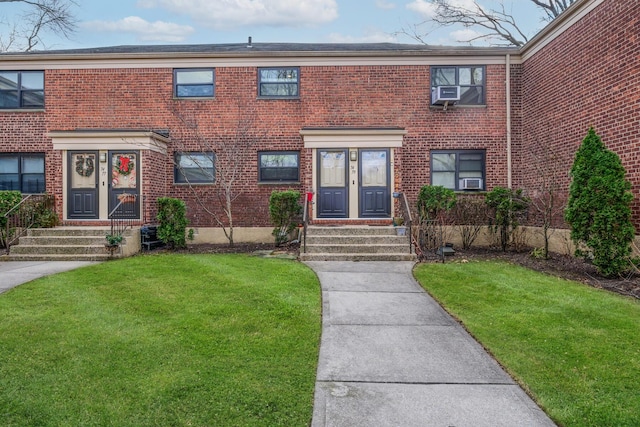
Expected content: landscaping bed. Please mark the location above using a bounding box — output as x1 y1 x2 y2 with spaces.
441 247 640 299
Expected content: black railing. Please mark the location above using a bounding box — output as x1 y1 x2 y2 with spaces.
2 194 55 253
302 192 313 254
396 192 413 254
108 193 138 244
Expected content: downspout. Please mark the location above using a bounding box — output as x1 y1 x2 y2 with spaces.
506 53 512 189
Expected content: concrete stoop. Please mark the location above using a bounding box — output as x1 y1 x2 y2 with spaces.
299 225 417 262
4 227 134 261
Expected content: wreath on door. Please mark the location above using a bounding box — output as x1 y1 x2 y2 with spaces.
75 155 95 177
115 155 134 176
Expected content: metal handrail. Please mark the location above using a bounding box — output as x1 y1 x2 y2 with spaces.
397 192 413 254
302 192 313 254
2 194 55 253
108 193 138 244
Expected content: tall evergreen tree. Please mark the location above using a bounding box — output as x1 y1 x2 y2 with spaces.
565 128 635 277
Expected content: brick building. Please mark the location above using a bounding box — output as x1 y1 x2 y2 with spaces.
0 0 637 243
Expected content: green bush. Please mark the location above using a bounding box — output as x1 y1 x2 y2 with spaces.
269 190 302 246
156 197 189 249
0 191 23 229
416 185 456 222
565 128 635 277
485 187 530 252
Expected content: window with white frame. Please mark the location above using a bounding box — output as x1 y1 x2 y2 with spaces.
0 153 46 192
258 151 299 182
431 150 485 191
0 71 45 109
431 66 485 105
174 69 215 98
174 152 215 184
258 67 299 98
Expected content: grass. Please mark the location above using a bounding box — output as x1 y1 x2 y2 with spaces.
0 254 321 427
414 260 640 427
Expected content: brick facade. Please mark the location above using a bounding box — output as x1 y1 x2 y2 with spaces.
516 0 640 225
1 0 638 233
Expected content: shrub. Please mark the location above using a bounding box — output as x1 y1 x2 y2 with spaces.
451 194 487 249
0 191 23 228
565 128 635 277
0 191 23 247
485 187 530 252
269 190 302 246
416 185 456 222
416 185 456 253
156 197 189 249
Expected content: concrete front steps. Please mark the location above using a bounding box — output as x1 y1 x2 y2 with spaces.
4 227 136 261
299 225 417 262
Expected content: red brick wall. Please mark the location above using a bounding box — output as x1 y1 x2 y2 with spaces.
518 0 640 226
3 62 510 227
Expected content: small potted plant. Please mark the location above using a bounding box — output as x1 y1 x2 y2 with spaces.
105 234 123 254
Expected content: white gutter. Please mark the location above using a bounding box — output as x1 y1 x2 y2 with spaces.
506 53 512 189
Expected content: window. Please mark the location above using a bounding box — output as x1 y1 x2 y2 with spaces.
258 67 299 98
431 66 485 105
431 150 485 191
174 152 215 184
0 71 45 109
259 151 299 182
0 154 46 192
174 69 214 98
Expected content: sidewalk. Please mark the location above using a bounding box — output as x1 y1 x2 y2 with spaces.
0 261 98 294
305 261 556 427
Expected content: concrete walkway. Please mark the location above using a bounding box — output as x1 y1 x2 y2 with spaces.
305 261 556 427
0 261 98 294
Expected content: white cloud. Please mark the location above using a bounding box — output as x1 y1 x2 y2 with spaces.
81 16 195 42
406 0 437 18
449 28 485 44
406 0 478 18
136 0 338 30
376 0 396 10
328 29 397 43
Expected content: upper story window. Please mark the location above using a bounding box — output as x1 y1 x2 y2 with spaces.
431 66 485 105
431 150 485 191
174 69 215 98
174 152 215 184
258 67 299 98
0 153 46 193
0 71 45 109
259 151 300 182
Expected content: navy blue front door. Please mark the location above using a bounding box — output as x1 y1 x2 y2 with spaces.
359 149 390 217
317 150 348 218
68 151 98 219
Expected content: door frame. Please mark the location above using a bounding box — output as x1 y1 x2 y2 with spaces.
358 148 391 218
67 150 99 219
316 149 349 218
108 150 141 219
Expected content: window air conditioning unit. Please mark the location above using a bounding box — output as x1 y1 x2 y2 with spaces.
431 86 461 104
461 178 482 190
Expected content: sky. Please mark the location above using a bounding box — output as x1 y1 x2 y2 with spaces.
2 0 553 50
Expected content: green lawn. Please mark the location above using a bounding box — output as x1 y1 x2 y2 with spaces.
414 260 640 427
0 254 321 427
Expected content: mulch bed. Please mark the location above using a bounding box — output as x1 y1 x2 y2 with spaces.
167 243 639 300
427 247 640 300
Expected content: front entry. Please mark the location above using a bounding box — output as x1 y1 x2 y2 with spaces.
109 151 140 219
359 149 390 217
317 150 348 218
316 148 391 219
68 151 99 219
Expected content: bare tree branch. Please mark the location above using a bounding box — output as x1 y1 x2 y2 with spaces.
401 0 576 47
0 0 77 51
